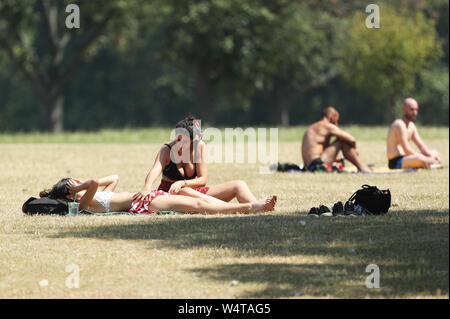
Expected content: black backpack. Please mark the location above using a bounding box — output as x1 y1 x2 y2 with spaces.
22 197 69 215
348 184 391 215
276 162 303 172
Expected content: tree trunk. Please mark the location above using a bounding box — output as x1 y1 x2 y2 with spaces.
280 103 290 126
389 96 399 121
48 93 64 132
195 63 214 124
264 94 290 126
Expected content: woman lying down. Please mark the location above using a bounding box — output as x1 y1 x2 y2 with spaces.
39 175 277 215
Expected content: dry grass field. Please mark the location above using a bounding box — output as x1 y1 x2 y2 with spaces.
0 127 448 298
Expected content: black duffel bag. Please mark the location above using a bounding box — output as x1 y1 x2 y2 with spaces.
348 184 391 215
22 197 69 215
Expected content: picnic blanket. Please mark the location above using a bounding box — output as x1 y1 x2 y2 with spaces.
79 209 185 216
345 165 442 174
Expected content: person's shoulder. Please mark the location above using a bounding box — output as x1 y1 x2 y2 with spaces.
309 120 326 130
159 143 172 156
391 119 406 129
323 121 335 129
160 143 170 150
304 123 314 133
157 144 173 165
304 121 320 136
323 122 339 133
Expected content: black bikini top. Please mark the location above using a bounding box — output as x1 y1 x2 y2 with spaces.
162 143 197 181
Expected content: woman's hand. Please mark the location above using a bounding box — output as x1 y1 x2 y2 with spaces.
134 146 168 202
168 180 185 194
133 189 151 202
66 178 80 194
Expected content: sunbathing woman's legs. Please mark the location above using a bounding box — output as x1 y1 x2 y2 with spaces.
206 180 257 203
150 194 276 214
177 187 225 204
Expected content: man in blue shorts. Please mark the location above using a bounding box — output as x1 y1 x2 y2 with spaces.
386 98 441 169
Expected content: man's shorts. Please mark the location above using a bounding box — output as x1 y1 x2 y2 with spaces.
307 158 344 173
307 158 327 172
388 156 404 169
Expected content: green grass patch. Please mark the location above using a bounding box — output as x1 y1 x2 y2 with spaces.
0 125 448 144
0 136 448 298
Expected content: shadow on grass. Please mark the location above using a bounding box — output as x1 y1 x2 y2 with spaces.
51 210 449 298
189 262 447 298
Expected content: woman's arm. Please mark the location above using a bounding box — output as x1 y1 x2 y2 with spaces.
67 178 99 210
188 141 208 187
72 175 118 191
133 146 169 201
98 175 119 192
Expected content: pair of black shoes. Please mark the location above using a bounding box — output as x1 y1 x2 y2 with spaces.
332 201 371 216
308 201 371 217
307 205 332 217
332 201 352 216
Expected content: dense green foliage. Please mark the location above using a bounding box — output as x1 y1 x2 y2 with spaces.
342 5 442 118
0 0 448 132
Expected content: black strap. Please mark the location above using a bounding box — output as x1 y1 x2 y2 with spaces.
348 189 361 202
349 184 380 203
164 143 172 150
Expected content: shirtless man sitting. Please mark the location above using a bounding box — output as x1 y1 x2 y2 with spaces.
301 106 372 173
386 97 441 169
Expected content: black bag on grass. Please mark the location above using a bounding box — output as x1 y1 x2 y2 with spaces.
348 184 391 215
22 197 68 215
273 162 303 172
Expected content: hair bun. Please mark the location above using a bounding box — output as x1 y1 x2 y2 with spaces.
185 114 196 122
39 189 51 197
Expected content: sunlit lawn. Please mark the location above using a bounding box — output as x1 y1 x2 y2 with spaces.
0 127 448 298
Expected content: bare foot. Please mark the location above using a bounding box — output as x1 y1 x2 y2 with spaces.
265 195 277 211
249 195 277 213
359 164 373 173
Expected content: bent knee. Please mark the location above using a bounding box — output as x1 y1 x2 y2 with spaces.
430 150 440 156
235 180 247 186
341 141 356 150
417 155 432 164
233 180 248 190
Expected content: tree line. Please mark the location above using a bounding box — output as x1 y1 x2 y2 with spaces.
0 0 448 132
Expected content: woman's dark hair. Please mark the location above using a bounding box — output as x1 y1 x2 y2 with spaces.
175 115 197 139
40 178 70 199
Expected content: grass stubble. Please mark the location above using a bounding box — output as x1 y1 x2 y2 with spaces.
0 127 448 298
